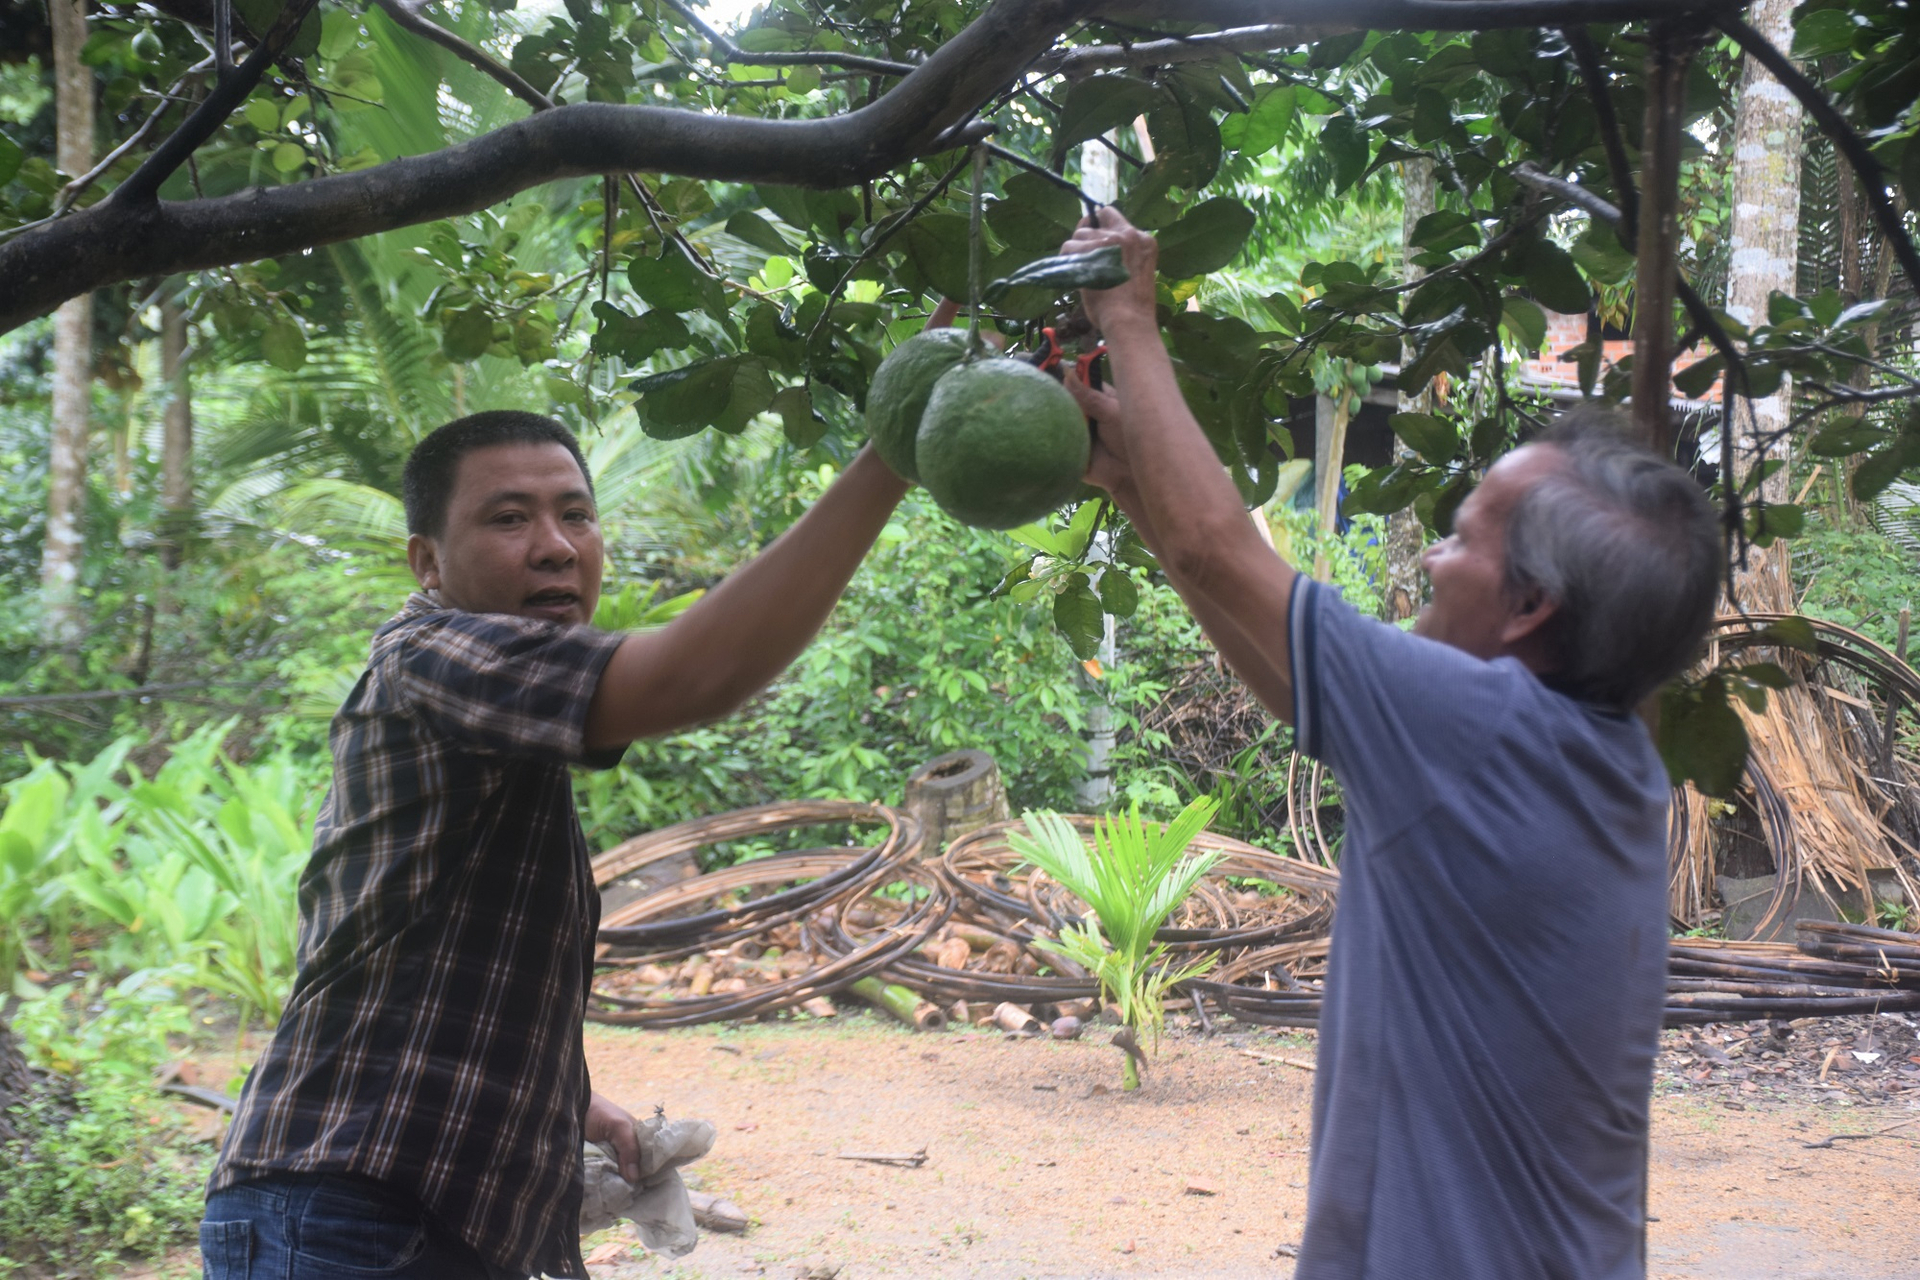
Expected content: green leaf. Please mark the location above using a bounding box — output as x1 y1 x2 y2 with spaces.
772 385 824 448
590 301 692 364
1657 676 1750 796
243 98 281 133
632 357 740 437
441 308 493 363
900 213 972 303
785 64 821 95
1735 661 1791 690
1852 430 1920 501
628 252 724 316
269 141 306 173
1744 502 1803 547
1146 87 1221 189
1757 616 1818 653
1389 412 1459 466
1217 83 1295 157
0 131 22 187
1154 198 1256 279
1409 210 1479 254
1322 115 1369 194
233 0 322 59
1099 569 1139 619
1570 222 1636 286
1057 74 1164 147
1522 238 1591 315
1672 354 1724 399
1499 296 1547 351
1794 7 1862 58
986 176 1078 253
1807 418 1890 457
1053 574 1105 660
986 245 1128 299
723 209 794 255
260 317 306 370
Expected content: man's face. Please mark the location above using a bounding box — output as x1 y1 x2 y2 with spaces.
406 441 604 626
1414 443 1564 660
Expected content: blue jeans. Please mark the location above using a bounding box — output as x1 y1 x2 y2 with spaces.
200 1173 524 1279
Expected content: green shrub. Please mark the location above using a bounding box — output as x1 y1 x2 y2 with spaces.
0 971 210 1277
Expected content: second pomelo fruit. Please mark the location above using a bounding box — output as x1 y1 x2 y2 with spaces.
916 358 1090 530
865 328 971 483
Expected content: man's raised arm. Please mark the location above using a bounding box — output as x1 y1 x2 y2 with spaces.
1060 209 1303 724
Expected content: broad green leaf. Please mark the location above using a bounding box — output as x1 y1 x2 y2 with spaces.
1807 418 1890 457
1388 412 1458 466
723 209 794 255
233 0 322 59
1852 431 1920 501
440 308 492 362
270 142 306 173
1154 198 1256 279
772 385 824 448
1322 115 1369 194
1744 502 1803 546
1570 222 1636 285
1735 661 1791 690
1793 7 1863 58
1002 170 1082 231
632 357 740 437
590 301 691 363
1217 83 1295 157
628 252 724 316
1145 87 1221 189
1099 569 1139 618
1053 574 1105 660
987 245 1128 299
1522 238 1591 315
1757 616 1818 653
1672 354 1724 399
1409 210 1479 254
785 65 821 95
261 317 307 370
900 213 972 302
1167 311 1260 379
1657 675 1749 796
1057 74 1163 147
243 98 281 133
1499 296 1547 351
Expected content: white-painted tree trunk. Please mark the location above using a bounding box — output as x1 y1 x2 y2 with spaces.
1383 158 1436 619
1725 0 1802 505
42 0 93 645
1075 137 1120 809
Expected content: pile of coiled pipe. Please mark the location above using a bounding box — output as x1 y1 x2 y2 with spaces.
586 801 947 1027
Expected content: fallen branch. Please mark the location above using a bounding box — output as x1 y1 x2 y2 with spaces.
1239 1047 1316 1071
834 1147 929 1167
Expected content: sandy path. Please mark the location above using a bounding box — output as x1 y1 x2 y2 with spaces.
580 1018 1919 1280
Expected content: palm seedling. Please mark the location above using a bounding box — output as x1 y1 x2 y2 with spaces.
1009 798 1222 1090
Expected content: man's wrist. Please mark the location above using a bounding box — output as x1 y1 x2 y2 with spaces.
1099 311 1161 348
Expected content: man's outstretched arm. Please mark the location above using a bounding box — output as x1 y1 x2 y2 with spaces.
583 444 906 749
1061 208 1302 723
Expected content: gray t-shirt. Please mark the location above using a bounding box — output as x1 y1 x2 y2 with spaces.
1289 578 1670 1280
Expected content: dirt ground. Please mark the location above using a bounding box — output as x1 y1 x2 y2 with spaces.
574 1016 1920 1280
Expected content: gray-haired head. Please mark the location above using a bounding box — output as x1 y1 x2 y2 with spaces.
1502 405 1722 709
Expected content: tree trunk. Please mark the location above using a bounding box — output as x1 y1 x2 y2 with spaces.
1631 23 1695 458
1724 0 1802 506
1383 158 1436 621
41 0 93 646
160 286 193 572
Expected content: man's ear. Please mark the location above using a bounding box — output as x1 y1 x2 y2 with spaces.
1500 589 1560 648
406 533 441 591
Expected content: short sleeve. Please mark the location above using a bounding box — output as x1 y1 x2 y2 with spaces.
389 610 628 767
1288 577 1524 823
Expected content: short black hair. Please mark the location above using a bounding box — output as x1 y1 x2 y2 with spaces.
401 411 594 537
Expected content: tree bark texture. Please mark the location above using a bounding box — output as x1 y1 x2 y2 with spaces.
1384 157 1436 621
0 1013 33 1146
160 286 192 570
41 0 94 646
1630 23 1693 459
1724 0 1801 505
0 0 1747 334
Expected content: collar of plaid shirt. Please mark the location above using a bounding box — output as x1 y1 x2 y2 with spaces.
209 592 629 1278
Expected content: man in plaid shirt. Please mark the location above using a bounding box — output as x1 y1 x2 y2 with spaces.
201 388 926 1277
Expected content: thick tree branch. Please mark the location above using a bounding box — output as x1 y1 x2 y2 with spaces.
1093 0 1746 31
656 0 915 76
1040 23 1336 75
0 0 1097 334
370 0 551 111
1629 21 1701 456
116 0 323 204
1717 12 1920 305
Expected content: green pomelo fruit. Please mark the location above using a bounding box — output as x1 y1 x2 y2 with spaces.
865 329 971 483
916 358 1091 530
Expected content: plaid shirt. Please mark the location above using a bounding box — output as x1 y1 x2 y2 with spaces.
211 592 627 1279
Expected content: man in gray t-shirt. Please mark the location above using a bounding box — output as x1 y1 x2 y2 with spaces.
1056 209 1720 1278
